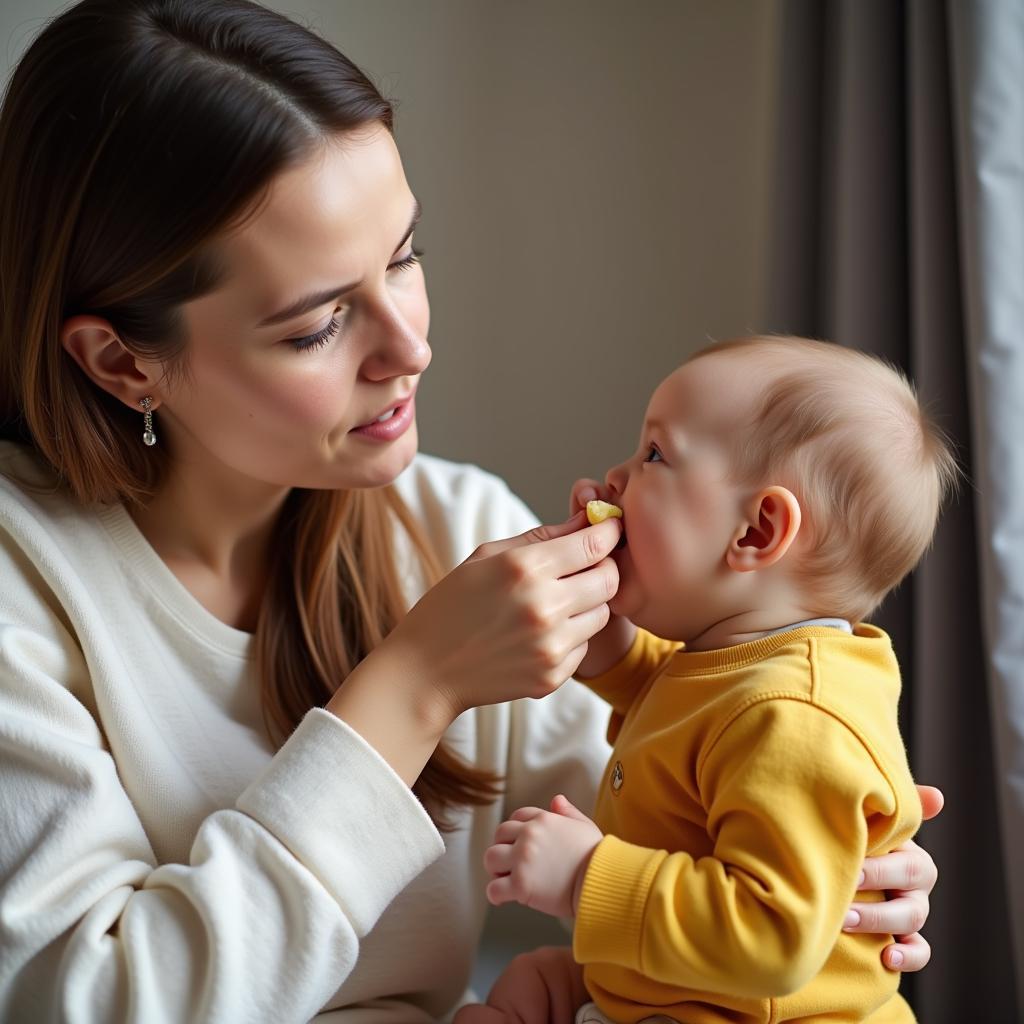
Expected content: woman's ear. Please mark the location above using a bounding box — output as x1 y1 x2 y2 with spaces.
726 486 802 573
61 314 162 409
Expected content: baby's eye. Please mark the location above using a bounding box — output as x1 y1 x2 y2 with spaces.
643 444 663 463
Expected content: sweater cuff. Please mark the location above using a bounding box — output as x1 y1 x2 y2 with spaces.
236 707 444 935
573 834 666 969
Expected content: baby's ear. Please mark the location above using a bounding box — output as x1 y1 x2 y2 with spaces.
726 486 802 573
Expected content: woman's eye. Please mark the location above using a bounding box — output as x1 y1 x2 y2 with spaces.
289 313 343 352
389 246 425 273
287 249 423 352
643 444 663 463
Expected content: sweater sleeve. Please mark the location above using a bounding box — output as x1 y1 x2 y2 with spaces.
573 697 902 999
578 629 681 744
0 545 444 1021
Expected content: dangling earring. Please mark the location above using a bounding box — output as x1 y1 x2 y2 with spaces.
140 396 157 447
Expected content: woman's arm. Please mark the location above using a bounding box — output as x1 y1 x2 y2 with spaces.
327 511 623 786
0 618 443 1022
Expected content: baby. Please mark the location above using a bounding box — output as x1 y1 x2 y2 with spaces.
463 336 957 1023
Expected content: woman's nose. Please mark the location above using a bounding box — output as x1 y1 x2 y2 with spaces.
360 306 431 382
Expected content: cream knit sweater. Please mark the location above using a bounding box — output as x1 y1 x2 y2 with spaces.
0 441 609 1023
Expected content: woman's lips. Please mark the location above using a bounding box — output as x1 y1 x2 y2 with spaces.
349 395 416 442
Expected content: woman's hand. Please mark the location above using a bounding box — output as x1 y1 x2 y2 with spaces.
569 478 635 679
845 784 943 971
389 510 622 715
329 512 622 784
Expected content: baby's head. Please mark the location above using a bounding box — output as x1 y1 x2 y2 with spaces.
606 335 958 644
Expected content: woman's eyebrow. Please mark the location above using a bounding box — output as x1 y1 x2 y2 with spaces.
256 199 422 328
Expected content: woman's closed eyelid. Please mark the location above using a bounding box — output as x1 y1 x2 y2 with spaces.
282 247 424 348
287 307 348 351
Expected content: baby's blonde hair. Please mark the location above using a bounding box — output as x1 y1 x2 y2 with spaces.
688 335 960 622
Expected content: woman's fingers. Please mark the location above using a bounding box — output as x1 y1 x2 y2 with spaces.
552 642 592 689
845 892 929 937
915 784 945 821
558 556 619 618
469 511 589 562
882 931 932 973
859 840 938 894
523 518 623 579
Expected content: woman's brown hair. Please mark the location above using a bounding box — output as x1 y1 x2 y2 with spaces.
0 0 499 828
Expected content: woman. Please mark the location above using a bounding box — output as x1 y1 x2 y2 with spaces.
0 1 939 1020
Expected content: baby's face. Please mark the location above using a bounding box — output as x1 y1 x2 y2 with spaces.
606 355 753 640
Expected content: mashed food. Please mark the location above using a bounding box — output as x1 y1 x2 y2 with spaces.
586 499 623 525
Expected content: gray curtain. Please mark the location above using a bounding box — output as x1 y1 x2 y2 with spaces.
765 1 1020 1019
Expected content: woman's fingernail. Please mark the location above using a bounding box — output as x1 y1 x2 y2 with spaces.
888 950 904 968
843 910 860 929
580 487 597 503
857 870 866 887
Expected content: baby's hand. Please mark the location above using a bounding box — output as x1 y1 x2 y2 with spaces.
570 478 614 520
484 794 603 918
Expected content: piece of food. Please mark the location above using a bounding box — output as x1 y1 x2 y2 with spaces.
586 499 623 525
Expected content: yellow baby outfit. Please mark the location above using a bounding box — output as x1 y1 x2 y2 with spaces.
573 625 920 1023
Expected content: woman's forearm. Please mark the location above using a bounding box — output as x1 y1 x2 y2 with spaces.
325 641 454 787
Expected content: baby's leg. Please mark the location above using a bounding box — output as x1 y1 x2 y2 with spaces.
454 946 586 1023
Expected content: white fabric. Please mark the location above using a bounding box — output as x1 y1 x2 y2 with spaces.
0 441 611 1023
762 617 853 636
574 1002 675 1024
949 0 1024 1001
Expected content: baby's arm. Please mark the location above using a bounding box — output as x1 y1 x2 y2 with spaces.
571 700 907 998
452 946 588 1024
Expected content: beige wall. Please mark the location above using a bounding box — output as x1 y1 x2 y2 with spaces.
2 0 779 522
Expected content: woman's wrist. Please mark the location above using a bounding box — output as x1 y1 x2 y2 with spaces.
324 640 454 787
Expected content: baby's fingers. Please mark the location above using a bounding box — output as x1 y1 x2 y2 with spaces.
486 875 518 906
569 479 604 517
492 819 525 845
483 843 515 877
509 806 546 823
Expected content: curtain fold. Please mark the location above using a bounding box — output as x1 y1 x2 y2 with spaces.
948 0 1024 1010
765 1 1019 1018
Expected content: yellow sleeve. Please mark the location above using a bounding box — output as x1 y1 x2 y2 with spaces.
580 629 680 742
573 698 902 999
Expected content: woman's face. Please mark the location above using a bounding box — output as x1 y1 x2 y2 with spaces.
157 125 430 492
